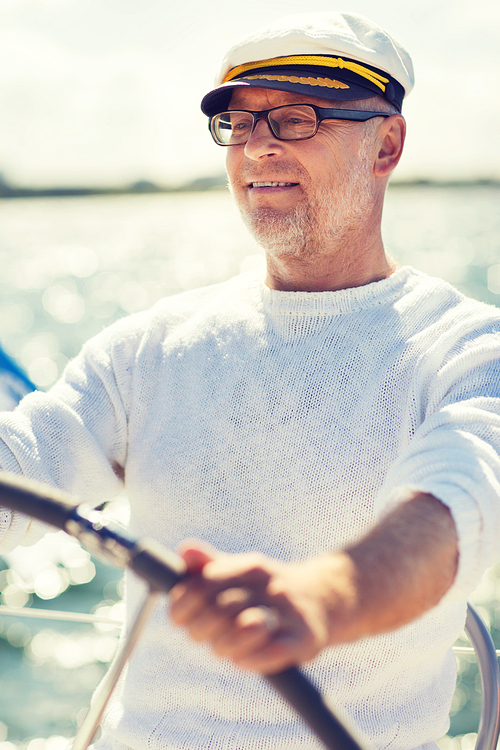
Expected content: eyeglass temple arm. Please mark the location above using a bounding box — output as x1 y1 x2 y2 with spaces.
318 109 390 121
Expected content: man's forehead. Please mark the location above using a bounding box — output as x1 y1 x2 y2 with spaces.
228 86 369 110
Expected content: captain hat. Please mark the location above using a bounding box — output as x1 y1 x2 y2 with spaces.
201 12 414 117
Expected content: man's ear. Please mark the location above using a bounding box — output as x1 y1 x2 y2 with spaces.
374 115 406 177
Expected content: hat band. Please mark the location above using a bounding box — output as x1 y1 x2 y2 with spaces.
223 54 390 93
245 73 350 90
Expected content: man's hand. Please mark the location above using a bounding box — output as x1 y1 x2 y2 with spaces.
170 493 459 674
169 542 359 674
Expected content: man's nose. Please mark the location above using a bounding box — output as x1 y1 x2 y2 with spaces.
243 118 284 160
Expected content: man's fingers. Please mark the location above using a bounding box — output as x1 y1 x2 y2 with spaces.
178 540 218 574
186 606 234 642
183 551 272 591
215 586 252 608
181 596 261 642
170 578 211 625
256 605 280 634
235 641 297 674
212 612 307 674
237 605 280 636
211 605 279 659
234 630 314 674
169 544 325 673
171 583 256 628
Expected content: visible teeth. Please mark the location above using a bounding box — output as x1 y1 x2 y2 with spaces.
251 181 295 187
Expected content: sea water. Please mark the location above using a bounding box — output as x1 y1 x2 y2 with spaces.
0 185 499 746
0 186 499 388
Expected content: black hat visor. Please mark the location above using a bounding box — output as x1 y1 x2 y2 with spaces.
201 62 403 116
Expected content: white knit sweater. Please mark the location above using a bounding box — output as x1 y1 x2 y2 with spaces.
2 266 500 750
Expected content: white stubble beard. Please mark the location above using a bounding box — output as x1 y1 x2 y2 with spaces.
230 134 377 260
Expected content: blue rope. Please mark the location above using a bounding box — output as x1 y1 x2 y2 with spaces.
0 344 36 403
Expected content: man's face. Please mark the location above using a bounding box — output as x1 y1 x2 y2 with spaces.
224 87 381 258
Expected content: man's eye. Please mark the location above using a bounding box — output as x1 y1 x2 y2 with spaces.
232 120 250 131
278 112 315 128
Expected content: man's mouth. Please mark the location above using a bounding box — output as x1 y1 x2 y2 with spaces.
249 181 299 188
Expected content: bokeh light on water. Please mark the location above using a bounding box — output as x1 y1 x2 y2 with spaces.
0 186 499 746
0 192 261 390
0 493 128 744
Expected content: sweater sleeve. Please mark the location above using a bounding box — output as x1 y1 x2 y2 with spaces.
374 323 500 602
0 311 147 553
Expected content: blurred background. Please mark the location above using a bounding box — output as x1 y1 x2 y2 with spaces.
0 0 499 190
0 1 499 749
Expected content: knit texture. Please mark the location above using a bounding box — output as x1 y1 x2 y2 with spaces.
2 266 500 750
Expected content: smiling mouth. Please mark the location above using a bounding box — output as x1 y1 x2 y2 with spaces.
249 181 299 188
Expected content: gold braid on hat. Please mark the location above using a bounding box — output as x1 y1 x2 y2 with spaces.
224 55 390 93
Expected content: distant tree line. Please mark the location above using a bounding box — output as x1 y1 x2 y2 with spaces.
0 171 497 199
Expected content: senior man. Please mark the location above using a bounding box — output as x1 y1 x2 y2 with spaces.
1 11 500 750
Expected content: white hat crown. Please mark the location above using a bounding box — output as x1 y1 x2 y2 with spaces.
215 12 414 98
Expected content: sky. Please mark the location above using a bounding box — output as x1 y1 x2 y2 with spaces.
0 0 498 188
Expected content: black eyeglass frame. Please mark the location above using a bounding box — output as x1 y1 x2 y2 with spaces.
209 104 391 146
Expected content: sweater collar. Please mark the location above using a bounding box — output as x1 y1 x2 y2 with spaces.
258 266 417 318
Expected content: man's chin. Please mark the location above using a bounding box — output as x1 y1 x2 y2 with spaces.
241 207 305 253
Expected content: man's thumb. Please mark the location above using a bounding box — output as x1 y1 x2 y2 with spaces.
178 539 217 574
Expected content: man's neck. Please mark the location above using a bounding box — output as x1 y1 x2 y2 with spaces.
264 232 397 293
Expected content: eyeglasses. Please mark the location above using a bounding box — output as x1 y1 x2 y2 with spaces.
209 104 390 146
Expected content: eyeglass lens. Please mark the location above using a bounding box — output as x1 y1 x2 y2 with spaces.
212 105 318 145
